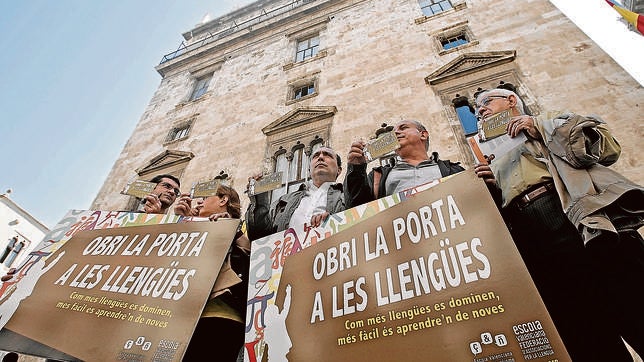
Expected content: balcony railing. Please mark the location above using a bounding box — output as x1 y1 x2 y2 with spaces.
159 0 317 64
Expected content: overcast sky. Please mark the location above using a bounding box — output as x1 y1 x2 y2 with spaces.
1 0 642 228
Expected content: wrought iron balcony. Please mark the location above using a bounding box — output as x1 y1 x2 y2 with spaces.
159 0 317 64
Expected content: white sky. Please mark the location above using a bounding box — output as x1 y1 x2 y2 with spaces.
550 0 644 86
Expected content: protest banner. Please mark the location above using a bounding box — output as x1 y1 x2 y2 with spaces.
0 210 238 361
244 172 570 362
244 178 444 362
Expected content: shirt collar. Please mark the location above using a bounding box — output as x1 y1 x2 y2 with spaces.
300 180 343 192
395 157 436 167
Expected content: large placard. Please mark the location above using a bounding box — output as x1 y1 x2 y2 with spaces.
0 211 238 361
244 172 570 362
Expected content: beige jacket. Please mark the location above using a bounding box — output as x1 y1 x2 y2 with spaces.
536 112 643 245
201 233 250 321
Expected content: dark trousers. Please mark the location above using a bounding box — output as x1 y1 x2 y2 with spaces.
587 229 644 359
503 191 637 361
183 317 244 361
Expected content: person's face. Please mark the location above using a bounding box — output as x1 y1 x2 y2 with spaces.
153 177 180 207
198 194 228 217
394 121 427 150
192 197 204 216
475 92 511 120
309 147 341 186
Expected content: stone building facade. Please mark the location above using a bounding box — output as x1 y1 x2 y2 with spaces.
90 0 643 215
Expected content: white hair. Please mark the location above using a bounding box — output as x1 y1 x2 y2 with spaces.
475 89 526 115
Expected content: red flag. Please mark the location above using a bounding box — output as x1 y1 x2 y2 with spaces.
605 0 644 35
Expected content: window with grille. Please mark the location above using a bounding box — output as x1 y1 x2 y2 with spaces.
441 34 468 50
294 83 316 99
165 119 194 143
287 76 319 104
434 24 477 55
170 125 189 141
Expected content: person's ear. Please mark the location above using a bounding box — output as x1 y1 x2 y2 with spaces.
337 167 342 177
420 130 429 141
507 94 518 107
219 195 229 206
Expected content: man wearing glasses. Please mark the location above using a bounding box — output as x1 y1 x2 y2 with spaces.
141 174 181 214
473 88 643 361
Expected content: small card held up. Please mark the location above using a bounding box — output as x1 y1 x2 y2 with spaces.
364 131 400 162
250 172 283 195
121 180 156 199
478 109 512 141
192 180 222 198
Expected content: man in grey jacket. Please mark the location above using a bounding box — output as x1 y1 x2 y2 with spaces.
474 88 643 361
344 119 464 209
246 146 345 241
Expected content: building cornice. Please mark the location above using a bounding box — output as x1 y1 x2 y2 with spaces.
155 0 366 77
0 194 50 231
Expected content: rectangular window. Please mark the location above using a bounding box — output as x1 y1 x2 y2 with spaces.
296 35 320 62
170 125 190 141
165 120 193 143
419 0 453 16
441 34 468 50
294 83 316 99
190 74 212 100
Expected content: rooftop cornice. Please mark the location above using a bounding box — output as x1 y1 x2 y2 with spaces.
155 0 348 77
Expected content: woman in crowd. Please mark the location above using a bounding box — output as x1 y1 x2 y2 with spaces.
175 185 250 361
